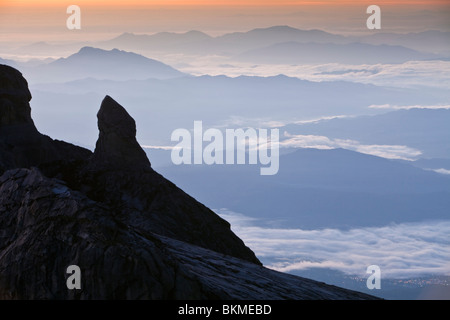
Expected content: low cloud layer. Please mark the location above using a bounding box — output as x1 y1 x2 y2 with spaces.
429 168 450 175
216 209 450 279
280 132 422 160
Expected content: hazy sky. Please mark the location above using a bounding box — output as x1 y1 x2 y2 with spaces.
1 0 449 43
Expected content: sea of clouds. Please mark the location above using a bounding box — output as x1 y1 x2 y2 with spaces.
216 209 450 279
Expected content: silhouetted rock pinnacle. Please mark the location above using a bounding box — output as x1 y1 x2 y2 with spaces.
82 95 260 265
0 65 379 300
91 95 151 170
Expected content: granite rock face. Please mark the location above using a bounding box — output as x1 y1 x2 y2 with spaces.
0 167 376 299
0 64 378 299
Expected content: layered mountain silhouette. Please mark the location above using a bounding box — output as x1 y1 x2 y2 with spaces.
0 65 377 299
97 26 446 61
98 26 348 55
7 26 448 65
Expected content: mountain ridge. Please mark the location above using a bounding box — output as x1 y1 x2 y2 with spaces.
4 26 449 60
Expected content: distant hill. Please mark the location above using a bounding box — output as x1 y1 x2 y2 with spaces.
234 41 441 64
24 47 185 83
11 41 87 58
100 30 212 51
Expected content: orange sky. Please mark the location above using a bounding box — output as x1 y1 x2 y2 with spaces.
3 0 450 6
1 0 449 44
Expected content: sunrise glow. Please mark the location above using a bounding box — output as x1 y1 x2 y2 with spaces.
2 0 450 6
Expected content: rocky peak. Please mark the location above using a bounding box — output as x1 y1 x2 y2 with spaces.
91 95 150 170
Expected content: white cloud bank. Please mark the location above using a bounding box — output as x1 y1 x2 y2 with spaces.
215 209 450 279
281 132 422 160
425 168 450 175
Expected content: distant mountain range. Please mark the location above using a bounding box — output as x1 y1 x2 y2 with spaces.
98 26 450 58
21 47 185 83
4 26 450 62
97 26 350 55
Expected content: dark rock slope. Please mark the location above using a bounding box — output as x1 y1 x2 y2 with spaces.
0 64 377 299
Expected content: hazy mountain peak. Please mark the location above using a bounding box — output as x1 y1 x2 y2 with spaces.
250 25 330 35
253 25 300 32
31 46 185 82
77 46 104 54
76 46 136 57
